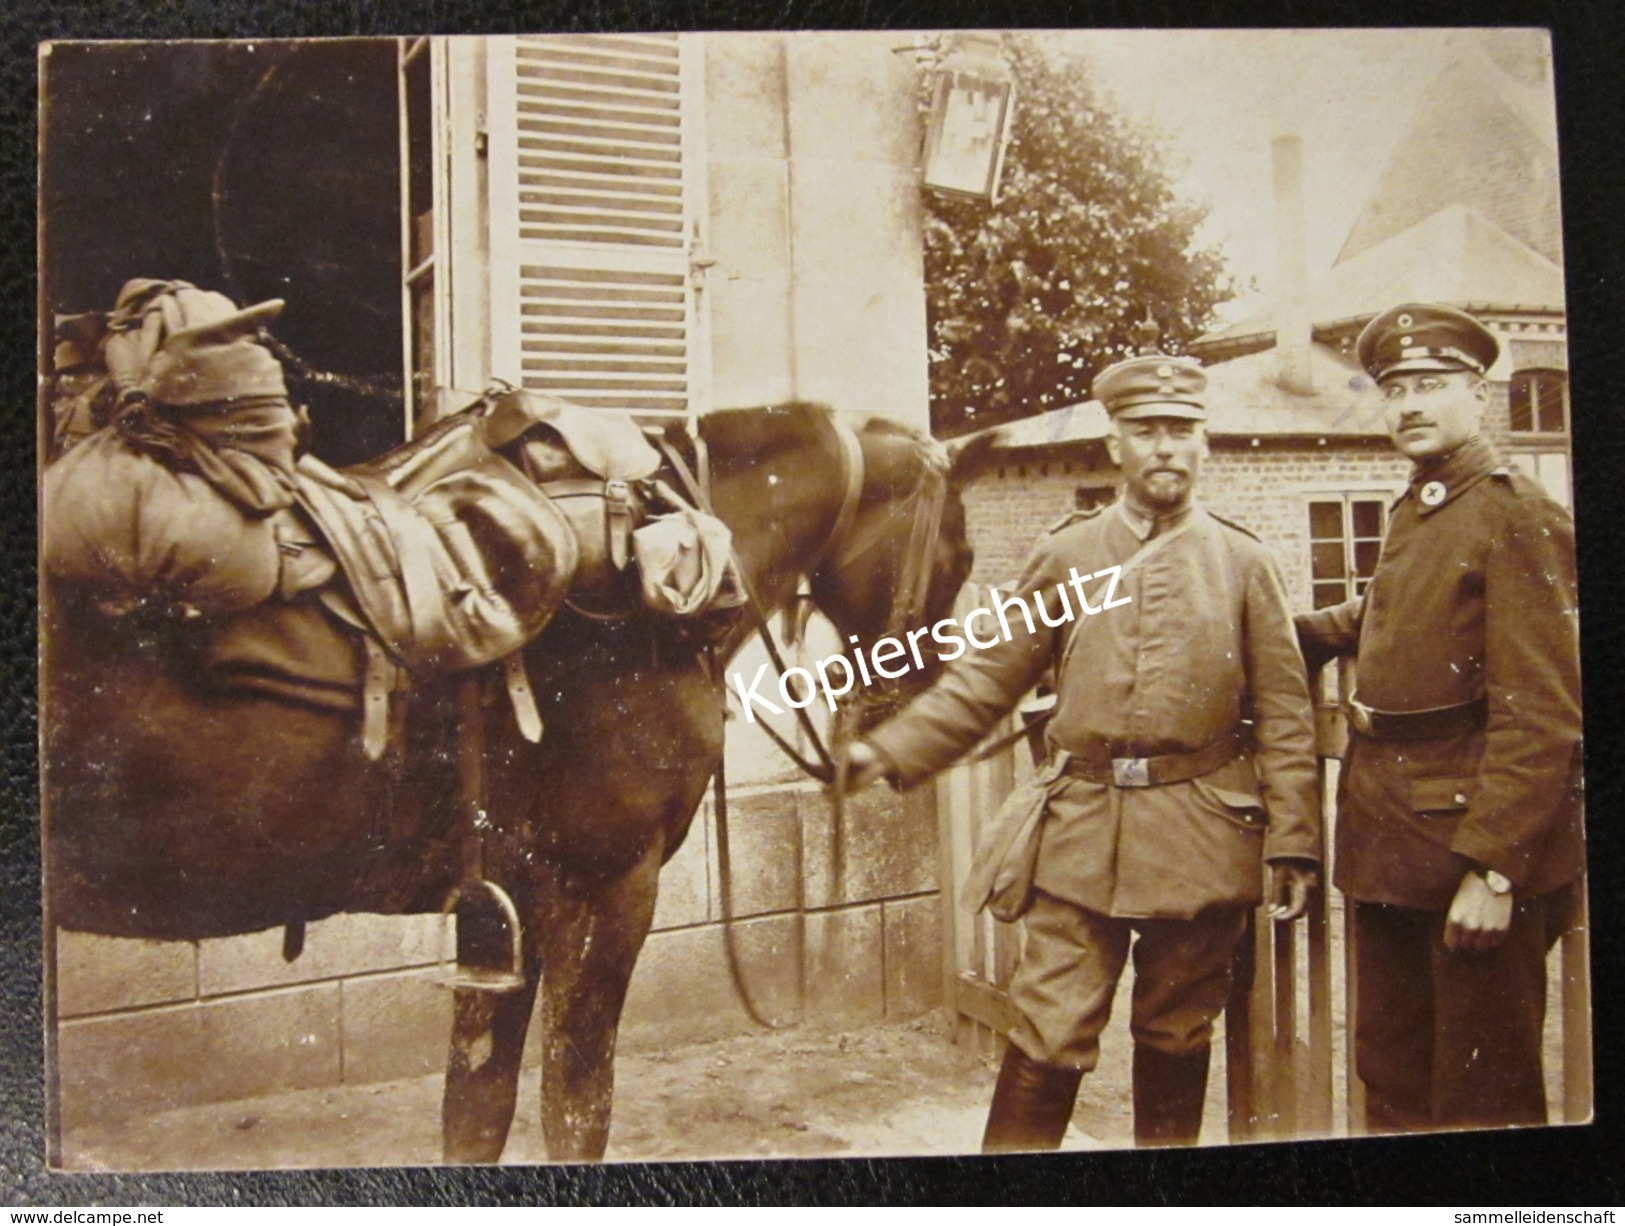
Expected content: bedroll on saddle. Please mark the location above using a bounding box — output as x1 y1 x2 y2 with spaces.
42 426 288 616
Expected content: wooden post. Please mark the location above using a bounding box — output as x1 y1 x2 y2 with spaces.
1344 896 1366 1135
1226 912 1257 1142
1303 881 1335 1136
1272 917 1298 1138
1560 893 1593 1123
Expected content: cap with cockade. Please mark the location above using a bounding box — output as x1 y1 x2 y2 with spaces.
1091 352 1207 421
137 299 289 406
1355 303 1499 383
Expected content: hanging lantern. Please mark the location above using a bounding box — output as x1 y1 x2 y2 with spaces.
921 32 1017 203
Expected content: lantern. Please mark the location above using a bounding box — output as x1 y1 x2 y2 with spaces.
921 33 1017 203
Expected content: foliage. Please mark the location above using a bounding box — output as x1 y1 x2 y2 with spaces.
924 35 1237 436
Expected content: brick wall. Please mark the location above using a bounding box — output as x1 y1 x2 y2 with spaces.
963 441 1413 609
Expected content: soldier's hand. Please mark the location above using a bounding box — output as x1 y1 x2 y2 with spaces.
1267 859 1318 922
1444 870 1514 952
838 741 894 793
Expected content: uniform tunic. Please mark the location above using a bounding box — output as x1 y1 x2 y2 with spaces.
869 500 1321 919
1296 435 1583 1130
1297 436 1584 908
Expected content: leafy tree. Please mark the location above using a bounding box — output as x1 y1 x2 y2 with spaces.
924 35 1237 436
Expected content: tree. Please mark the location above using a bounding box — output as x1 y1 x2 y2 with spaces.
924 35 1237 437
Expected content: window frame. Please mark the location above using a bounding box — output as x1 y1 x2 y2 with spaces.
1303 485 1400 611
1507 366 1570 439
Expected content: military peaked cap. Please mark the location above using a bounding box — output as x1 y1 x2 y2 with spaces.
1356 303 1499 383
1092 352 1206 421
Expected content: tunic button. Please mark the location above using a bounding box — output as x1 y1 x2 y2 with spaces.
1454 793 1468 805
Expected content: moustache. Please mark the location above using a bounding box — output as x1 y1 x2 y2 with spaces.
1397 415 1436 430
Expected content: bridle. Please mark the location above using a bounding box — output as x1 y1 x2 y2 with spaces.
659 412 951 785
657 410 953 1029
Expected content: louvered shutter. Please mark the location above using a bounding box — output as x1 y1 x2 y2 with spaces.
487 34 709 425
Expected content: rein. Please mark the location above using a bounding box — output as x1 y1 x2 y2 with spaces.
661 412 951 1028
657 417 866 783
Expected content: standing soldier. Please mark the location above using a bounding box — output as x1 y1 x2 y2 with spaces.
846 351 1321 1151
1296 303 1584 1133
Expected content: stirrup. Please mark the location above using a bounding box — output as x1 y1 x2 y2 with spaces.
439 878 525 993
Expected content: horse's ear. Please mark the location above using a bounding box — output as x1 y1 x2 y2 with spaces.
945 431 999 485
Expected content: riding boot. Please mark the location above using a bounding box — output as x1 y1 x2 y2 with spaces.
981 1042 1084 1154
1132 1044 1211 1147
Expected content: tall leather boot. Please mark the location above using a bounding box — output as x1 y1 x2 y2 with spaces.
981 1043 1085 1154
1132 1044 1211 1147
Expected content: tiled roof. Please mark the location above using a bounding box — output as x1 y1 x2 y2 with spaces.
1337 45 1560 266
1194 205 1564 353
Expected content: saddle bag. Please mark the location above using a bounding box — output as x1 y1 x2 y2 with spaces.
294 418 579 675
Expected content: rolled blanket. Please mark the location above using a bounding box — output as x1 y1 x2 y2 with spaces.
42 426 284 616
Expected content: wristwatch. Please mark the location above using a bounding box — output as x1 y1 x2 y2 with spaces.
1474 866 1514 896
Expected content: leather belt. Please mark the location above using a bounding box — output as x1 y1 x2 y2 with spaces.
1061 731 1245 788
1347 693 1487 742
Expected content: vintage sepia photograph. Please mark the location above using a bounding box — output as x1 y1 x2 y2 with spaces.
37 28 1588 1173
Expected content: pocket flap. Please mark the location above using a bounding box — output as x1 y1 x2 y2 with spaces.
1411 777 1475 812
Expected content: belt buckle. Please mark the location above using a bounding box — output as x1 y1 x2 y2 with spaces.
1112 757 1150 788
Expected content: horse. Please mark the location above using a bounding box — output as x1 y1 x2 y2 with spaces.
42 400 978 1163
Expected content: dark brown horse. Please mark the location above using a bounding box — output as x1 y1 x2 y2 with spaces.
43 401 976 1163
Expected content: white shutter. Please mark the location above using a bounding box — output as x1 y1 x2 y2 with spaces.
488 34 709 424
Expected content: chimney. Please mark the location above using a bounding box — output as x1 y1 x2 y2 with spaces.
1272 134 1314 395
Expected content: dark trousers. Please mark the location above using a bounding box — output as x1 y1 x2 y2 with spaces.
1353 891 1568 1132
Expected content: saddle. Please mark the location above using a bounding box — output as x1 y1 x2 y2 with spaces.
45 367 735 757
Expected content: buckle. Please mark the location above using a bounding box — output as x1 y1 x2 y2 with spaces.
1112 757 1151 788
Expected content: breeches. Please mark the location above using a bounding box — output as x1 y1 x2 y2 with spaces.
1353 889 1572 1132
1008 890 1247 1070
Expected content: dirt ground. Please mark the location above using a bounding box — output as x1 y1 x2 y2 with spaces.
55 926 1573 1172
59 1008 1231 1172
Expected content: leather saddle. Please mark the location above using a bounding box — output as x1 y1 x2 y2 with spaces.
464 385 665 613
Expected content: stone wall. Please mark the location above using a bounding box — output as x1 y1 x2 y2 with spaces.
56 780 940 1128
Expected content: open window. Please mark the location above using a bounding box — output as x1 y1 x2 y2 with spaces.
400 35 712 433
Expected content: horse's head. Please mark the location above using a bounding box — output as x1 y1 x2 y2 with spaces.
806 416 978 727
689 403 977 735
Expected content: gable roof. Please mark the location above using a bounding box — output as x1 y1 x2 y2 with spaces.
1193 205 1565 357
1337 42 1560 267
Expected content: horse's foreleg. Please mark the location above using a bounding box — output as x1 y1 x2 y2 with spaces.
536 841 663 1162
441 946 542 1164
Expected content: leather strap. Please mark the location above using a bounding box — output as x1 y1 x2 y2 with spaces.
1062 730 1246 788
502 652 544 744
1347 693 1488 741
349 472 456 669
360 635 395 761
809 417 867 576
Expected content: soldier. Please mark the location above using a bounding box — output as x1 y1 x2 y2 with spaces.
1296 303 1584 1133
845 352 1321 1151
